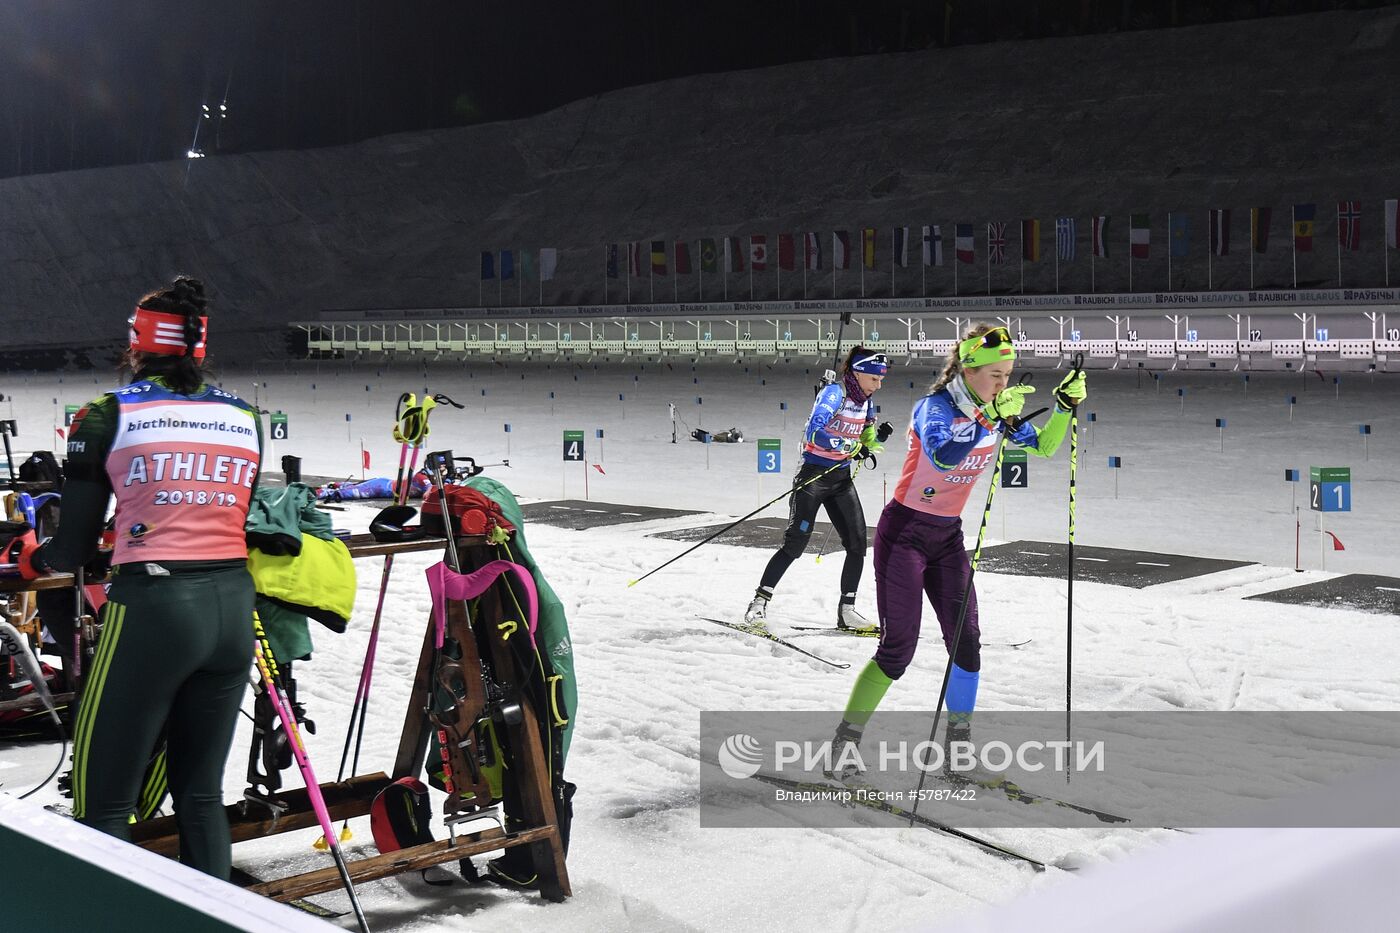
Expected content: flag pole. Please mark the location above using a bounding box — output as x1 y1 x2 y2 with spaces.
1055 224 1060 294
1126 224 1132 291
674 243 679 303
626 245 631 304
777 239 782 300
986 224 991 295
1292 206 1299 289
1091 226 1096 293
922 228 928 296
749 240 754 300
1167 213 1173 290
1386 215 1391 286
1206 211 1212 291
479 254 484 307
954 243 959 296
650 247 655 303
802 236 807 299
860 234 866 298
832 234 837 299
1019 223 1025 294
698 242 704 301
1332 203 1344 287
891 229 896 297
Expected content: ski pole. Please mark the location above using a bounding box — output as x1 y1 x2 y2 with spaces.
628 459 849 587
252 615 370 933
1064 353 1084 783
813 451 875 564
388 392 416 503
1 420 18 494
336 393 461 821
336 395 415 794
396 392 463 483
909 374 1033 825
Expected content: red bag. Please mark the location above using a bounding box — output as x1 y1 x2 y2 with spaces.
421 486 516 540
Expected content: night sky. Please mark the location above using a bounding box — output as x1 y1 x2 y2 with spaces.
1 0 1393 180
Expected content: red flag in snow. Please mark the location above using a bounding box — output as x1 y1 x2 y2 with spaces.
362 449 371 470
1324 531 1344 551
55 427 66 439
592 463 606 475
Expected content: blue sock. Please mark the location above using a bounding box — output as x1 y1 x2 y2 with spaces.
947 664 979 728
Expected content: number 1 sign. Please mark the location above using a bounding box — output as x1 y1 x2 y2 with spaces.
1309 466 1351 512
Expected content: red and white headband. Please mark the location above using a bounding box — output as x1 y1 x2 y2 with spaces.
128 306 207 359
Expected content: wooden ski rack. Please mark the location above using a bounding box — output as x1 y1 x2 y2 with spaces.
130 531 571 904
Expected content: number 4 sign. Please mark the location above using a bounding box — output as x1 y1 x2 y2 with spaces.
563 430 585 461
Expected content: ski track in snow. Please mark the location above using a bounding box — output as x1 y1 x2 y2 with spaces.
3 365 1398 931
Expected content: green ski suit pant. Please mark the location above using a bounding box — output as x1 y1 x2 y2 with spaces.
71 563 253 879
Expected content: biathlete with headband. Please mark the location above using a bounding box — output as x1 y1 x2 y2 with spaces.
5 277 262 877
743 347 894 632
825 324 1086 779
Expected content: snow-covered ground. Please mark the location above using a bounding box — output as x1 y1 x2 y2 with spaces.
3 359 1399 930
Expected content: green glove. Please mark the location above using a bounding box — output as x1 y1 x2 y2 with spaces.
859 425 885 455
1054 370 1087 408
985 384 1035 422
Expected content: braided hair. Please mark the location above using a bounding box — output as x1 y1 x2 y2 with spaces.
123 276 211 395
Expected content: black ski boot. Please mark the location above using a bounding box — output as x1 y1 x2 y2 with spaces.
824 720 866 782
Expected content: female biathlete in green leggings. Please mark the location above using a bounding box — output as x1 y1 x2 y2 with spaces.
8 277 263 878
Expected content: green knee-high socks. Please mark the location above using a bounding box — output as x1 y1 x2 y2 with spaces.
841 660 893 728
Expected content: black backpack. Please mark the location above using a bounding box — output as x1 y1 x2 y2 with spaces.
19 450 62 488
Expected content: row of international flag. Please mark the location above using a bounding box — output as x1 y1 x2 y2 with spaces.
479 201 1400 281
480 247 559 281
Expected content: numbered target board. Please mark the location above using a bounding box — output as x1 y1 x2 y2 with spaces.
757 438 781 474
1001 448 1028 488
563 429 585 461
1309 466 1351 512
269 412 289 440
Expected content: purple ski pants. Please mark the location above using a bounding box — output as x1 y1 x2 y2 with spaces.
872 501 980 680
